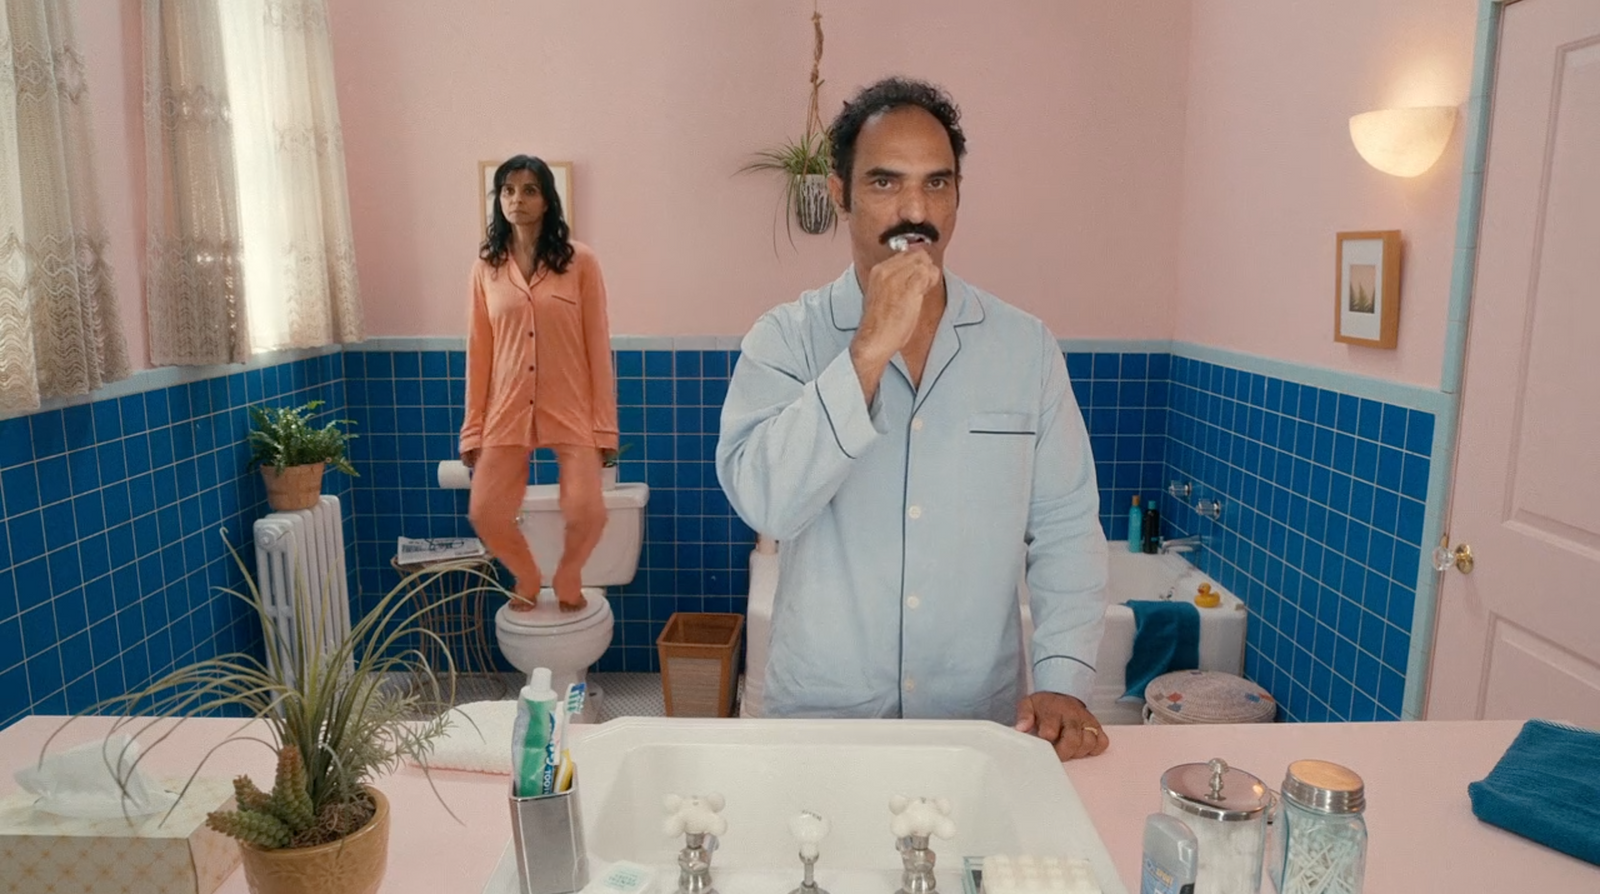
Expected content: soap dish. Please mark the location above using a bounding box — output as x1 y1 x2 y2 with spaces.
962 855 1101 894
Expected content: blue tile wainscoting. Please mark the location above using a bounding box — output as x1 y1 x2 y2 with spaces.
0 337 1449 728
1065 349 1171 541
0 351 353 727
1158 349 1443 723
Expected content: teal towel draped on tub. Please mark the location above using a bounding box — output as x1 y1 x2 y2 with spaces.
1468 719 1600 866
1122 600 1200 700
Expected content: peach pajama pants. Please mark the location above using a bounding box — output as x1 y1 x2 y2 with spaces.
467 444 608 600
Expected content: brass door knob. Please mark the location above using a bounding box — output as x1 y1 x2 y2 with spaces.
1432 537 1475 574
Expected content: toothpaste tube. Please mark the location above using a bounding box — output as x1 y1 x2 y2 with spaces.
512 667 559 797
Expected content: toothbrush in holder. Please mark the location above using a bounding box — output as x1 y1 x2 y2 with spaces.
554 682 586 792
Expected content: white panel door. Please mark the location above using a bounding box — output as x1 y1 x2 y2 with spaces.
1427 0 1600 722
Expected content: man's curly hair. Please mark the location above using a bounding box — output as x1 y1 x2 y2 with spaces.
828 77 967 211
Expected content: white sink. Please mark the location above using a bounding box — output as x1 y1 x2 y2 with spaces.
485 717 1126 894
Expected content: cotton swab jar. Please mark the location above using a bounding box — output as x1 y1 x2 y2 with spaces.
1267 760 1367 894
1159 758 1272 894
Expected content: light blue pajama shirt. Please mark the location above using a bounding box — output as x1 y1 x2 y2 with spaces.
716 266 1108 724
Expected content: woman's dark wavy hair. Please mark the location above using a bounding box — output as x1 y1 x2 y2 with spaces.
480 155 575 275
828 77 967 211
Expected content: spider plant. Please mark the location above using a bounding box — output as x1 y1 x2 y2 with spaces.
738 130 837 248
42 534 500 850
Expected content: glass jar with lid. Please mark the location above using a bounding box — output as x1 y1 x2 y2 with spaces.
1267 759 1367 894
1160 757 1274 894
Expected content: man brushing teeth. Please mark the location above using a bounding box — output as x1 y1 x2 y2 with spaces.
716 77 1110 763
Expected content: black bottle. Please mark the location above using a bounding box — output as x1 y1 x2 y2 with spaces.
1142 499 1161 554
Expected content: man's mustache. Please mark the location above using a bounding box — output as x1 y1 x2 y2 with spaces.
880 221 940 246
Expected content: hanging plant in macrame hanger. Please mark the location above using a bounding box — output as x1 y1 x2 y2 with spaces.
739 2 837 244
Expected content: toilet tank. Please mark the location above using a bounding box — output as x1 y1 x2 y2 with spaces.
517 482 649 586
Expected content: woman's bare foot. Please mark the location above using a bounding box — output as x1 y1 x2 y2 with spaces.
509 578 541 612
552 568 587 613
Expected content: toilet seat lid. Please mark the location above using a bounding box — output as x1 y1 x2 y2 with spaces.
499 588 610 632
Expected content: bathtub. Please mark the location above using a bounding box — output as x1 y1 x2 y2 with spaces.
741 548 1247 726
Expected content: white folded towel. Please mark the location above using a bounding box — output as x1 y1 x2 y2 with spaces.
409 700 517 775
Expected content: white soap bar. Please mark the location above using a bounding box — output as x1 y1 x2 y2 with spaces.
981 855 1101 894
581 861 656 894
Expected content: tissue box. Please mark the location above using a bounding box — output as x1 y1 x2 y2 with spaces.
0 776 240 894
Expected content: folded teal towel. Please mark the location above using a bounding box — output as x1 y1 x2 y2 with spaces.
1122 600 1199 700
1468 719 1600 866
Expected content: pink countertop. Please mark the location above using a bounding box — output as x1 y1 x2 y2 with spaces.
3 716 1596 892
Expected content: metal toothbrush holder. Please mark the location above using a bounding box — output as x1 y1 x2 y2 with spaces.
510 783 590 894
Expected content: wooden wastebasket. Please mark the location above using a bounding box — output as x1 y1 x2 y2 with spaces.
656 612 744 717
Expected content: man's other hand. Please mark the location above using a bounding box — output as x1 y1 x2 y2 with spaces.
1015 692 1109 762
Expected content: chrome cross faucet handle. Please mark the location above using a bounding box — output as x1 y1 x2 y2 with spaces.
664 793 727 894
890 795 956 894
787 810 833 894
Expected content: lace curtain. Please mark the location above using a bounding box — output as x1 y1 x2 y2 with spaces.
220 0 361 351
143 0 250 365
0 0 131 412
145 0 362 364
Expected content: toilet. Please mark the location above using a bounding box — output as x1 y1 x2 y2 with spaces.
493 482 649 718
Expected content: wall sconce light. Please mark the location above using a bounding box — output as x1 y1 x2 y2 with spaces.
1348 106 1458 177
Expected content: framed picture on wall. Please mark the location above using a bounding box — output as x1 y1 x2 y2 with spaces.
480 159 574 237
1334 230 1401 348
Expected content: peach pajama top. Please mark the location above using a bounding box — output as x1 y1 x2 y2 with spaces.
460 241 619 453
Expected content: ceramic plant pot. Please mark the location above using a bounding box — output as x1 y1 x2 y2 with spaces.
796 173 835 234
238 786 390 894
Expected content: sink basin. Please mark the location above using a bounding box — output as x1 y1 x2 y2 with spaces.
485 717 1126 894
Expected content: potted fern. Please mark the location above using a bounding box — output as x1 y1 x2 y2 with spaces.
247 400 358 511
49 540 497 894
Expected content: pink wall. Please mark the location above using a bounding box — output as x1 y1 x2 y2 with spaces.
1174 0 1477 388
325 0 1191 339
71 0 1475 385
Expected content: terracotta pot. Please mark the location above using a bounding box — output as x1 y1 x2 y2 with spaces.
238 786 390 894
262 462 326 511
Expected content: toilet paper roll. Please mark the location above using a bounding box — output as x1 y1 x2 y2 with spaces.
438 460 473 489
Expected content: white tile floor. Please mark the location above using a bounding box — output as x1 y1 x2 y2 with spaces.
414 670 746 721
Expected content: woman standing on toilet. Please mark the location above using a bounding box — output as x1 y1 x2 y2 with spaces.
460 155 618 613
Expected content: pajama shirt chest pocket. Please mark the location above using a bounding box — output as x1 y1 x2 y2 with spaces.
960 411 1037 506
544 291 580 316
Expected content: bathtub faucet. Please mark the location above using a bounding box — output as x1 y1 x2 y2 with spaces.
1159 535 1203 554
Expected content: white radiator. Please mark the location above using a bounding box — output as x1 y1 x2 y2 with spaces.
253 494 352 684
